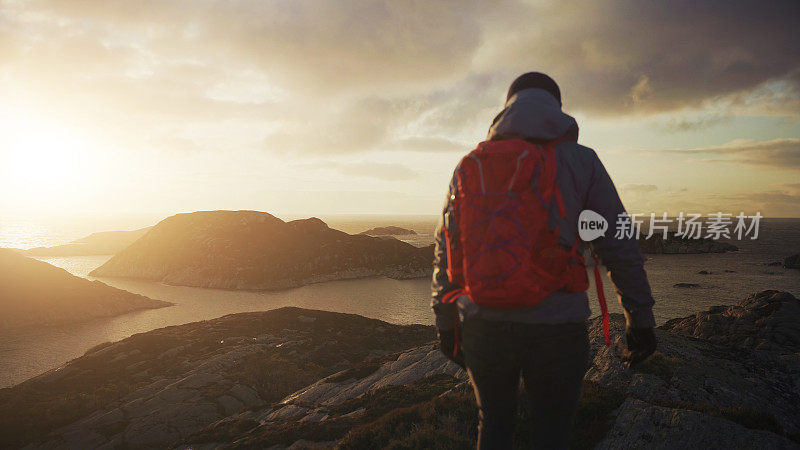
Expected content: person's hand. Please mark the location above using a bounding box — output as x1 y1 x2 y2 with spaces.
437 328 465 369
621 327 657 368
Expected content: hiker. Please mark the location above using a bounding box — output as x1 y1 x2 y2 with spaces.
431 72 657 449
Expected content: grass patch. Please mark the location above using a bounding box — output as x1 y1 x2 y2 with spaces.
188 417 357 449
652 398 786 438
0 380 141 448
330 374 460 420
337 380 625 450
229 351 326 403
338 385 477 450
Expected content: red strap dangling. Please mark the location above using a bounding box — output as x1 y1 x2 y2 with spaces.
592 252 611 347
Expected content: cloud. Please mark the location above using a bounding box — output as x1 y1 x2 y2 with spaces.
709 190 800 217
475 0 800 115
16 0 485 94
620 186 800 218
782 182 800 194
390 136 468 153
1 0 798 163
659 114 729 132
629 75 653 104
657 138 800 170
295 161 418 181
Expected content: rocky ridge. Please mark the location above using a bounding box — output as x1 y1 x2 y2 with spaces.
776 254 800 270
3 291 798 449
1 308 435 449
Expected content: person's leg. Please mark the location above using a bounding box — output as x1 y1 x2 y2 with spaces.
461 318 521 450
517 322 590 450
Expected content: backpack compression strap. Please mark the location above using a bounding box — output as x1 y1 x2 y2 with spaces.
591 252 611 346
442 289 465 358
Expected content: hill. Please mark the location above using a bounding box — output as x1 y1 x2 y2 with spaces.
0 307 438 448
90 211 434 290
0 248 170 329
21 227 151 256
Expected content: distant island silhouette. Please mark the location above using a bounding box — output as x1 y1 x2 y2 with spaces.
637 232 738 254
90 210 434 290
18 227 151 256
359 226 417 236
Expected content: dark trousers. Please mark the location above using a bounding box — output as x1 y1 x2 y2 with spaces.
461 318 590 450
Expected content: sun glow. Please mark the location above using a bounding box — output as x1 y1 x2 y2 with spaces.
0 106 101 210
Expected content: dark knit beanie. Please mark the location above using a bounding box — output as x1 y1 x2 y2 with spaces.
506 72 561 105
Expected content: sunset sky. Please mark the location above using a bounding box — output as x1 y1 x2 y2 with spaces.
1 0 799 219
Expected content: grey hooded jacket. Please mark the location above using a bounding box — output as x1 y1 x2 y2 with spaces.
431 88 656 331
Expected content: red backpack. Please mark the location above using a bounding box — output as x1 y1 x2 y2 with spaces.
442 138 610 347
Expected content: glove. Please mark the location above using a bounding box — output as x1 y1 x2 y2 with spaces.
622 327 657 367
437 328 465 369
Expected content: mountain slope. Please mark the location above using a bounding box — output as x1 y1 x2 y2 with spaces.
90 210 434 289
0 248 170 329
21 227 151 256
6 291 799 449
195 292 799 449
0 307 436 448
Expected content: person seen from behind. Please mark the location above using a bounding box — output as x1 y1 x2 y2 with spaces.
431 72 657 449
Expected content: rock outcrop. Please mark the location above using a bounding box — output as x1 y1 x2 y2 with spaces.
0 248 170 329
21 227 151 256
4 291 799 449
89 211 434 289
661 290 800 352
1 308 435 449
783 254 800 270
359 226 417 236
638 232 738 254
191 291 800 449
596 398 797 450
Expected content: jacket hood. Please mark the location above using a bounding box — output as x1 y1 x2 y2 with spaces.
487 88 579 142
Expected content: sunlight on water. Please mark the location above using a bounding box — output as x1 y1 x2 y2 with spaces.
33 255 114 278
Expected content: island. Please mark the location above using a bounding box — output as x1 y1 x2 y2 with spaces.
359 226 417 236
89 211 434 290
2 290 797 449
638 232 738 254
0 248 171 329
21 227 151 256
771 253 800 270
